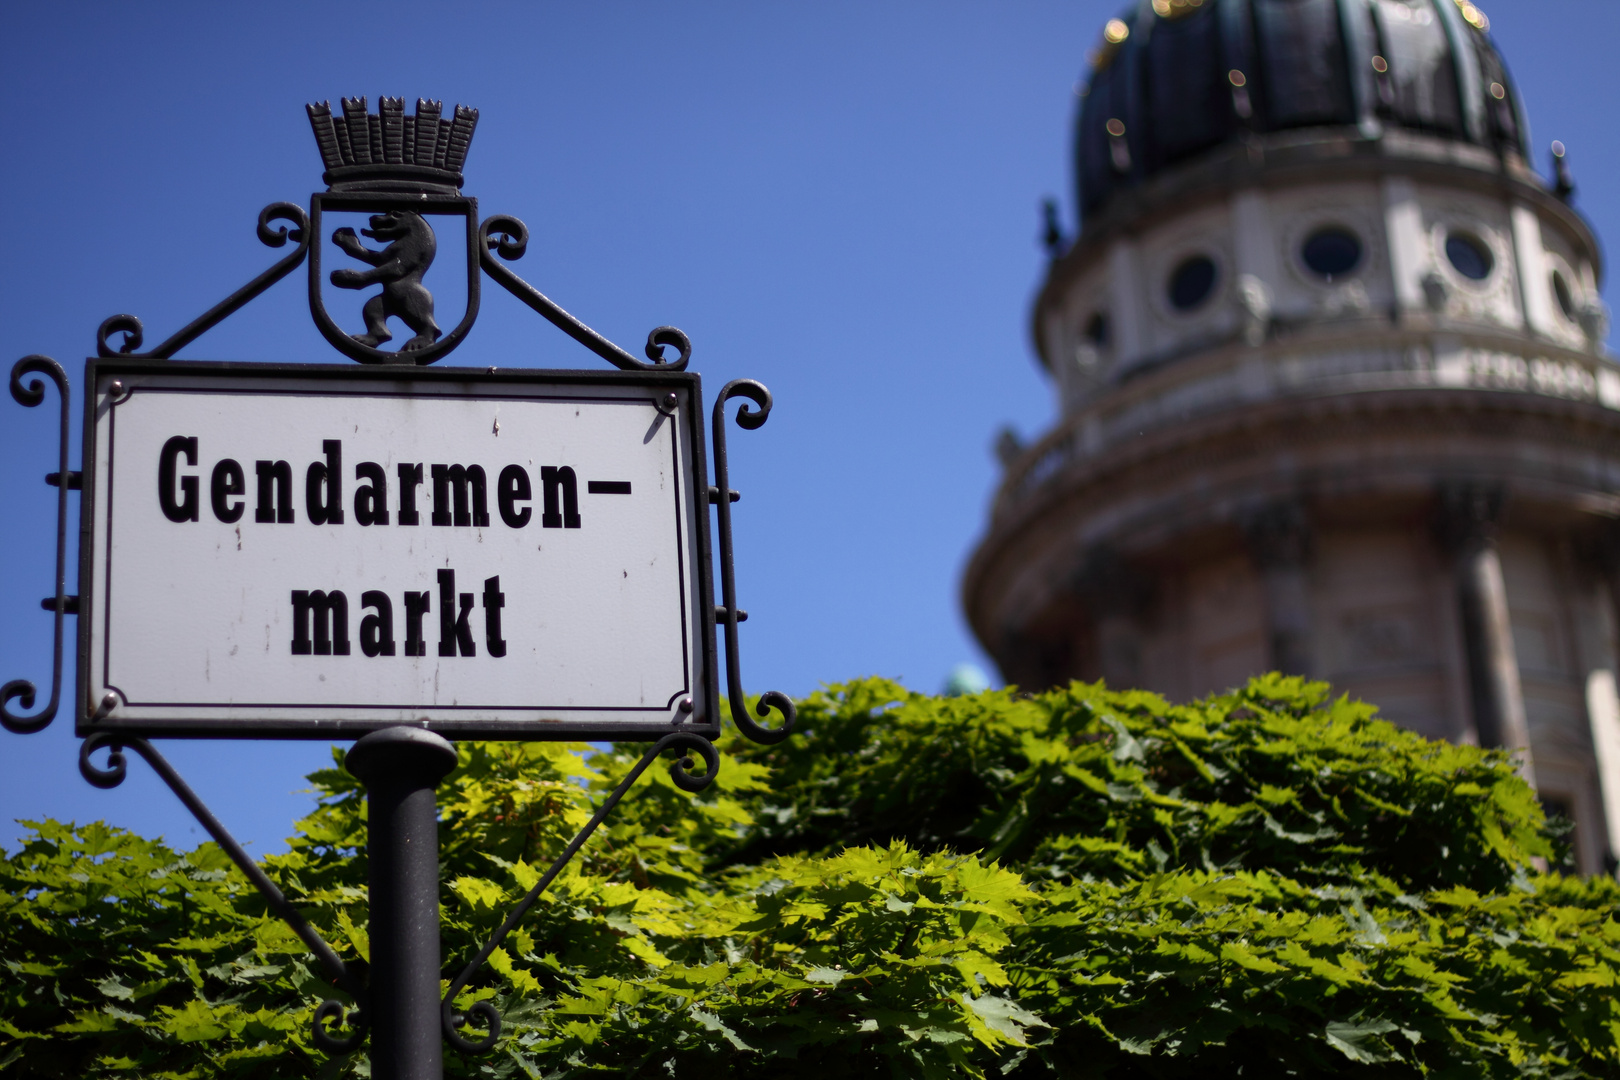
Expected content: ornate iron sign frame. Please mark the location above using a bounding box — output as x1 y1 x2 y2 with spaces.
2 96 795 1076
77 359 721 741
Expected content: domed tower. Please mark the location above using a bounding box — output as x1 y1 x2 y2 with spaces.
964 0 1620 873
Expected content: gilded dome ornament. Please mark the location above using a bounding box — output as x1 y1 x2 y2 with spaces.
1151 0 1206 20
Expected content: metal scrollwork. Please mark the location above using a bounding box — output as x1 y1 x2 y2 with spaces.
667 729 722 792
645 325 692 367
3 357 73 735
480 213 528 260
96 202 310 360
77 734 128 789
311 999 367 1055
95 314 144 357
444 1000 502 1055
712 379 796 745
477 212 691 373
440 731 719 1053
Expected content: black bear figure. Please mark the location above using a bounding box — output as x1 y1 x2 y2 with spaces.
330 211 442 352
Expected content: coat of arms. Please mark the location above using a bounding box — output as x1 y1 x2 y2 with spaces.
305 97 481 365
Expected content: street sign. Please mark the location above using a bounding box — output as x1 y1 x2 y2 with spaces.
79 359 716 740
6 97 796 1072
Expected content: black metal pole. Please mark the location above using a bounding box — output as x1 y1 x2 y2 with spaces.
345 727 459 1080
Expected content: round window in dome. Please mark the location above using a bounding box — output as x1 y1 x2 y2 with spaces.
1551 270 1576 321
1300 227 1363 282
1084 311 1110 347
1167 255 1218 311
1445 232 1494 281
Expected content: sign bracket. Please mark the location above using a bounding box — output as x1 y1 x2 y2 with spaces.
76 732 369 1053
439 729 720 1052
3 357 74 736
94 203 312 361
712 379 794 743
479 213 694 373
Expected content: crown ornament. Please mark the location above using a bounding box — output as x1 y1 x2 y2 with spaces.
306 97 478 194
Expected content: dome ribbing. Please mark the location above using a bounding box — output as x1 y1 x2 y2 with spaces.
1076 0 1528 220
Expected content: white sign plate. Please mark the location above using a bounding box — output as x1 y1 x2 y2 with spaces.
79 361 716 739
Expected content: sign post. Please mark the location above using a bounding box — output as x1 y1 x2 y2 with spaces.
3 97 794 1078
346 727 460 1079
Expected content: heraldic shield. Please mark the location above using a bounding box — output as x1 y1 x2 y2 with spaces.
306 97 481 366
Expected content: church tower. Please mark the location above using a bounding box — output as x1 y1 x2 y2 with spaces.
963 0 1620 874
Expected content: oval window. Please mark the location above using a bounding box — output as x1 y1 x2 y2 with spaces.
1168 255 1218 311
1445 232 1493 281
1551 270 1576 320
1084 311 1110 346
1301 227 1362 282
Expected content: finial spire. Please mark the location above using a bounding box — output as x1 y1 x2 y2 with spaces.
1551 140 1575 202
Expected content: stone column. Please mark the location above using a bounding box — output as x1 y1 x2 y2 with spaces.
1245 500 1313 676
1569 576 1620 875
1584 531 1620 874
1232 191 1278 346
1436 482 1537 787
1106 241 1146 374
1382 176 1428 317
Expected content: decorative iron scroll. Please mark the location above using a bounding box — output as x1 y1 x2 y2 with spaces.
712 379 796 744
3 357 73 735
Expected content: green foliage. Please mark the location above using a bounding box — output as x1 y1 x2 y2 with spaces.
2 676 1617 1077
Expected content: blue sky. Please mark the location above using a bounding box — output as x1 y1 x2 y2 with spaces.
2 1 1616 855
